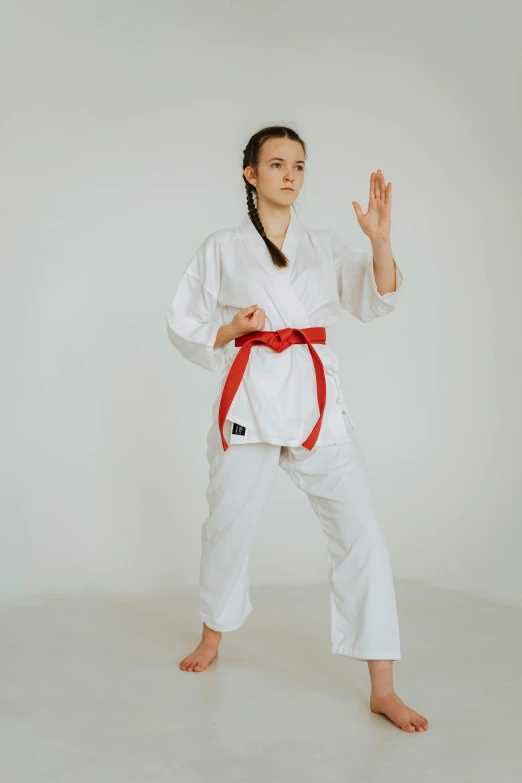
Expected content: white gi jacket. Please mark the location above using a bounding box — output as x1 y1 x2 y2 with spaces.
166 211 404 447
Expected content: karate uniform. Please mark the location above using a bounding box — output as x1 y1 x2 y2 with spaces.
166 211 404 660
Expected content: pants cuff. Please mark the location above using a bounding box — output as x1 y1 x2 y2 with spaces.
200 605 253 632
331 642 401 661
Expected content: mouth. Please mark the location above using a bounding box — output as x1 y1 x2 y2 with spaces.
281 187 294 191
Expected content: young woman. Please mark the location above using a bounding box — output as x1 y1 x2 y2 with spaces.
166 125 428 733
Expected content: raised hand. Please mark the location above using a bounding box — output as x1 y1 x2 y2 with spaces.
352 169 392 242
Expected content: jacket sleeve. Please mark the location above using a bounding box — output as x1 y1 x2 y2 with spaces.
165 235 227 373
328 229 404 323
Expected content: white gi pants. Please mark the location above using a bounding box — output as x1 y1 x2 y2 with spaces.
199 420 401 661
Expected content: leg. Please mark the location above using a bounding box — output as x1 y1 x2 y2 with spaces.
279 436 428 731
279 437 401 661
180 421 281 672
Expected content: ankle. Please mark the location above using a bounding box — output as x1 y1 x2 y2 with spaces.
371 688 395 699
202 622 222 641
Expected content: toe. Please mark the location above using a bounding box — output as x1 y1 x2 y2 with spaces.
402 723 415 732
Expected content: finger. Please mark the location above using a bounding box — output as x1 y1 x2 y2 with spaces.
374 170 380 200
369 171 375 202
385 181 392 207
379 169 386 199
352 201 363 221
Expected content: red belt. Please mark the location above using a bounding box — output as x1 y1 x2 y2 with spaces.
217 326 327 452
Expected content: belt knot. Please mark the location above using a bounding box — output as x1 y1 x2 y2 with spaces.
265 328 294 353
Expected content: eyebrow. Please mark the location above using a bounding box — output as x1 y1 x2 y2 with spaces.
267 157 306 164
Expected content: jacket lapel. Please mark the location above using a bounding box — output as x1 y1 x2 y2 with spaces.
237 210 311 327
237 210 304 277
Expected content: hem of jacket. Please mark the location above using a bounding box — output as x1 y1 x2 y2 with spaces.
222 414 353 448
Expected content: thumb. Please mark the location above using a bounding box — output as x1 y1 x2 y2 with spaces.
243 304 258 313
352 202 363 221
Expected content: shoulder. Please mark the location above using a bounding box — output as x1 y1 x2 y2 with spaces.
189 225 237 259
304 225 331 236
321 228 364 261
305 226 340 241
184 226 236 290
199 225 238 249
203 226 236 244
187 226 239 266
300 224 338 255
299 223 334 242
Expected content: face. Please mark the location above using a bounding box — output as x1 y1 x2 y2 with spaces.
244 137 305 207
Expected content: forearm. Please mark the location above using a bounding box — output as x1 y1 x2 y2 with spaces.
213 323 239 350
370 236 397 296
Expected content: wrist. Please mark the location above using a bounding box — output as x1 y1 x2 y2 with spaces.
225 323 240 341
369 234 391 247
214 323 236 350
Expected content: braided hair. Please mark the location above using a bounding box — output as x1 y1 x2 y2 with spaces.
242 125 307 269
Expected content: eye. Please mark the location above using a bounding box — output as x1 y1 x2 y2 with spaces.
271 162 304 171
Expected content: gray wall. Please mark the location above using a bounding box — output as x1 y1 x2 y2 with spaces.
2 0 521 606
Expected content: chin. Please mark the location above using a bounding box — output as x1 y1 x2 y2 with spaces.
276 193 296 204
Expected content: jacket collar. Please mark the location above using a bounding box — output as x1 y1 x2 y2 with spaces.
237 210 305 276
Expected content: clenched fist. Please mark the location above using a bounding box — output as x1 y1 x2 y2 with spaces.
213 305 266 349
231 304 266 337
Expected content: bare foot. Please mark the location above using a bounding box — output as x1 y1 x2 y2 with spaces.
179 624 222 672
370 691 429 732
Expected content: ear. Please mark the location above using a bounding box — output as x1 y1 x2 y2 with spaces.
244 165 257 187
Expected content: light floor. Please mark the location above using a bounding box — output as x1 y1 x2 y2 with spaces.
1 579 521 782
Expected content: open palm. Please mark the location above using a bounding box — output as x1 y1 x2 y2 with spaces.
352 169 392 241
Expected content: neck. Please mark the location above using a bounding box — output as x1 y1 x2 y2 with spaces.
255 200 292 241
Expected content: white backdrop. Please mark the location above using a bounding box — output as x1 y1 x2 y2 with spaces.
2 1 521 607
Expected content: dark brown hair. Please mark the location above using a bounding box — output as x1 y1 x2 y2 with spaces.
242 125 307 269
